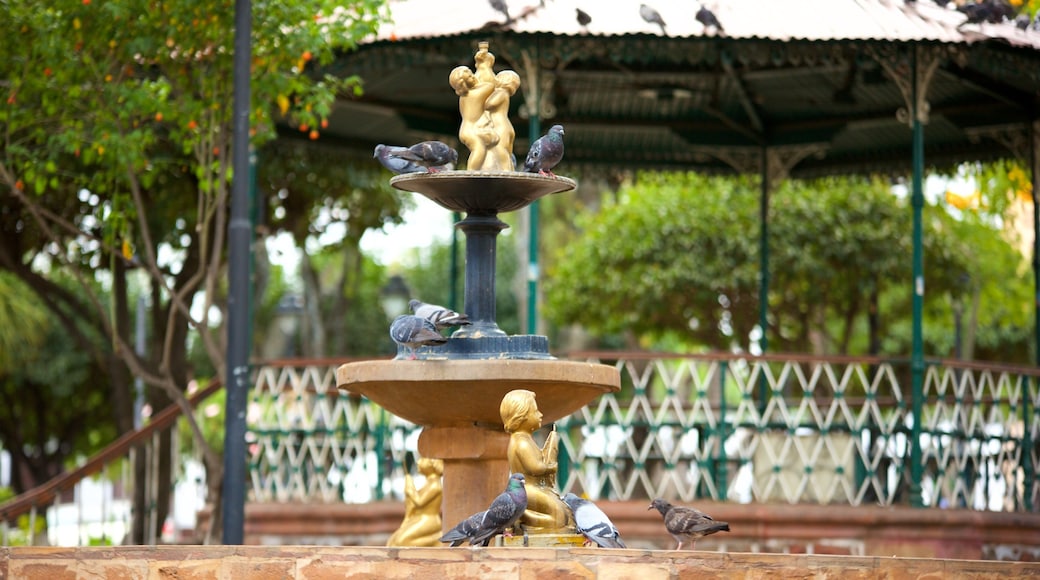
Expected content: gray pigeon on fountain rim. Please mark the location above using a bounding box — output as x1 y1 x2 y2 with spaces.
562 493 627 549
389 141 458 172
523 125 565 177
389 314 448 360
648 498 730 550
409 299 471 331
440 473 528 546
374 144 431 175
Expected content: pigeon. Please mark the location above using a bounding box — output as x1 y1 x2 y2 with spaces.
695 4 724 35
389 314 448 360
576 8 592 30
489 0 510 23
562 493 626 549
388 141 458 173
648 498 730 550
523 124 565 177
640 4 667 35
374 144 430 175
440 473 528 546
409 299 471 331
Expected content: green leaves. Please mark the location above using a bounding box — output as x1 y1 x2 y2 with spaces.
545 171 1031 359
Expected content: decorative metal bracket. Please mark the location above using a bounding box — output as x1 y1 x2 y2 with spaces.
710 143 828 188
965 124 1032 161
519 50 559 120
869 45 953 126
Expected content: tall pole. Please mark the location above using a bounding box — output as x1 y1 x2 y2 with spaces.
222 0 252 544
909 47 926 508
757 147 770 413
526 45 541 336
1032 119 1039 366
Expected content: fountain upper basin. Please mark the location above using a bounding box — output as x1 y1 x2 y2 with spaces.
390 171 576 214
336 359 620 427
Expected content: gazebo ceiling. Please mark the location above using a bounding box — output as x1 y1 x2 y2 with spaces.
299 0 1040 178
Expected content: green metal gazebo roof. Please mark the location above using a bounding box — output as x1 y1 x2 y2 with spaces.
308 0 1040 177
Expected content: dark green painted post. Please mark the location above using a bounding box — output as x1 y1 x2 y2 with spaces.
758 148 770 414
1032 121 1039 366
716 360 729 500
527 118 541 334
909 47 926 508
1025 377 1036 511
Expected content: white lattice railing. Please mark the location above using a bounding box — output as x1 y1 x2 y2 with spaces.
248 353 1039 512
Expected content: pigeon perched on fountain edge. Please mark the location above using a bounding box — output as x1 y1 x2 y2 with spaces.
389 141 458 172
374 144 434 175
389 314 448 360
562 493 627 549
648 498 730 550
409 299 471 331
523 125 565 177
440 473 528 546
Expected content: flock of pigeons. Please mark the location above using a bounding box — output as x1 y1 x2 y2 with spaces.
439 472 731 549
499 0 1040 35
374 124 566 177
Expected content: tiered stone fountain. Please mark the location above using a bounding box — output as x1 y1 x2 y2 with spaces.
336 41 620 538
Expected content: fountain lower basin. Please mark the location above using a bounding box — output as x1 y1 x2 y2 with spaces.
337 359 620 531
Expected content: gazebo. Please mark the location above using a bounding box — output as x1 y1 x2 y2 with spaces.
311 0 1040 365
294 0 1040 509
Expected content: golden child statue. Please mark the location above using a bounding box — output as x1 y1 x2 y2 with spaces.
449 41 518 171
500 389 575 532
386 457 445 547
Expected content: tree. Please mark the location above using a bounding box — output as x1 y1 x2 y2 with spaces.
0 273 116 496
544 171 1031 359
0 0 389 543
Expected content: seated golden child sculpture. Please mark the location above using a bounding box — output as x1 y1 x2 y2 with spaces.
386 457 444 547
500 389 575 532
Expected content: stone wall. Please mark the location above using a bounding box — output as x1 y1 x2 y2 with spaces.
193 501 1040 561
5 545 1040 580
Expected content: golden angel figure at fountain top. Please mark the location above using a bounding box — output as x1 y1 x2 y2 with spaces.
449 41 519 172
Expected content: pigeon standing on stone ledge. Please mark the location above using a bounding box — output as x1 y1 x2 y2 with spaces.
440 473 528 546
562 493 627 549
648 498 730 550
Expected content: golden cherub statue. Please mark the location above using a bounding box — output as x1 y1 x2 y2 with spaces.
449 41 520 171
500 389 575 532
386 457 445 547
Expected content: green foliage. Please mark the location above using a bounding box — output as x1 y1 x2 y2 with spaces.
545 171 1031 359
545 171 761 348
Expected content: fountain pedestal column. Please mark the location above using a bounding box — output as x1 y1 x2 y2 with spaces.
417 426 509 529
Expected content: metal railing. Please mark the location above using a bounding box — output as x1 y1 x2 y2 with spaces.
249 353 1039 512
0 380 222 546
